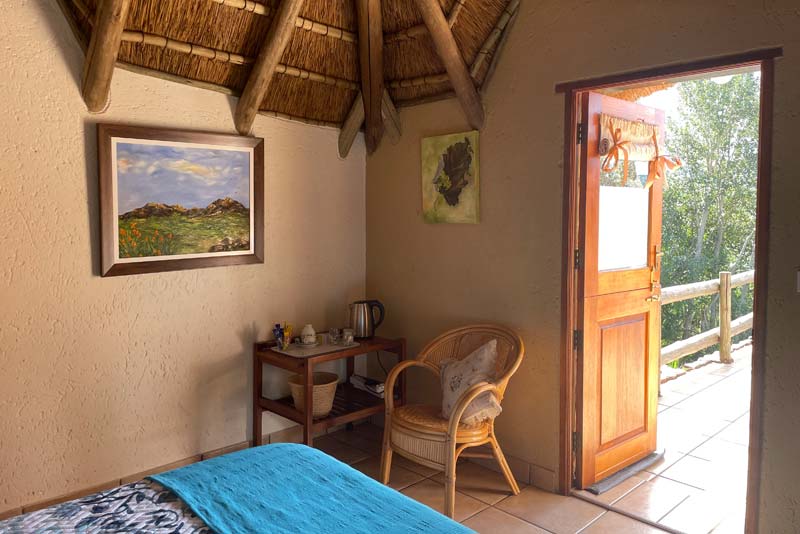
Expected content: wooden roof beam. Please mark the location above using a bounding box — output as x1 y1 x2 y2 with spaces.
81 0 131 112
412 0 484 129
385 0 464 43
338 89 400 158
234 0 306 135
355 0 384 153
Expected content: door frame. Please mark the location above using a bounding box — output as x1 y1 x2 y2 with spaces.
555 47 782 533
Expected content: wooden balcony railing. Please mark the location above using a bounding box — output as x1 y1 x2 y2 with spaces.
660 270 755 366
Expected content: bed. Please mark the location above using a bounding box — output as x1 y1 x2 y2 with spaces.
0 443 473 534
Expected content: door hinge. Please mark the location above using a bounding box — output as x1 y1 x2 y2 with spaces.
573 330 583 351
573 248 582 270
576 123 586 145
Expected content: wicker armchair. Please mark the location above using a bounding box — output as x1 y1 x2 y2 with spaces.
380 324 524 518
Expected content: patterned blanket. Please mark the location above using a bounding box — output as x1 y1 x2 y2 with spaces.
0 480 210 533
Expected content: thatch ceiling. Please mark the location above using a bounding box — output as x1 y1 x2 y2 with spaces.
57 0 519 153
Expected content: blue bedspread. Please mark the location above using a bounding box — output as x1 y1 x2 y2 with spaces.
150 443 473 534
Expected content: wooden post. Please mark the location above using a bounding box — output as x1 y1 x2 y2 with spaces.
81 0 132 112
413 0 484 129
234 0 305 135
355 0 384 153
719 271 733 364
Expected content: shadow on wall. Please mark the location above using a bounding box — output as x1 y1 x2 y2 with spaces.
190 321 259 449
35 0 84 88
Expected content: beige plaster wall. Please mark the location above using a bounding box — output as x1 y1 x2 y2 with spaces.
365 1 800 531
0 1 365 511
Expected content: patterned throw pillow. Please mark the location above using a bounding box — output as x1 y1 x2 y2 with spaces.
440 339 502 425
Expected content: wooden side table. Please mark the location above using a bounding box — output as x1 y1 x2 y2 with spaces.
253 336 406 446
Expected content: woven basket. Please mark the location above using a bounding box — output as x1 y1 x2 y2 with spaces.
288 372 339 418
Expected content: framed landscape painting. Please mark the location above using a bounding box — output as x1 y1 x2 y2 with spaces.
421 130 479 224
98 124 264 276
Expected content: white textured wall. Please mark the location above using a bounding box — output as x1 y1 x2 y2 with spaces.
0 0 366 510
366 1 800 531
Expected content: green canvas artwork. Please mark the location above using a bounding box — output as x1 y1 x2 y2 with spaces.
421 131 480 224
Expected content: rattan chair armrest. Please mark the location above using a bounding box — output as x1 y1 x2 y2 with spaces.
446 381 501 439
384 360 439 413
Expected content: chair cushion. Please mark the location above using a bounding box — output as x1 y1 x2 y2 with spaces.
440 339 502 425
392 405 488 439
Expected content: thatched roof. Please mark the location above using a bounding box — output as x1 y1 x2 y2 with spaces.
56 0 519 154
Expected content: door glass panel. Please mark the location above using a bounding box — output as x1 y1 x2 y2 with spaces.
598 163 649 271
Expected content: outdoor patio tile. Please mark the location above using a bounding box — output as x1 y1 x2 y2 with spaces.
659 490 730 534
659 455 716 490
351 456 425 490
400 479 488 522
431 460 521 505
716 416 750 446
656 389 689 408
578 511 669 533
496 486 604 534
573 472 650 505
643 449 685 475
613 476 697 522
462 507 549 533
689 436 748 463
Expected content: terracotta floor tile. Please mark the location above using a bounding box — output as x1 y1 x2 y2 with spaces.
496 486 604 534
327 428 383 456
431 461 520 505
400 479 488 522
391 453 440 477
351 456 425 490
578 511 669 533
613 476 696 523
462 507 549 533
313 434 372 465
573 472 650 505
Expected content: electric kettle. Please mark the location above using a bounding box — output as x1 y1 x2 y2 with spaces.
349 300 385 338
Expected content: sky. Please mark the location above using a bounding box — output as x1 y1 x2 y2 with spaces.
116 142 251 213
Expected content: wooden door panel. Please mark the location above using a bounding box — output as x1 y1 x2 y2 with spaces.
580 287 659 487
599 314 647 446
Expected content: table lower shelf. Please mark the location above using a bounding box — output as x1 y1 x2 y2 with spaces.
260 383 391 432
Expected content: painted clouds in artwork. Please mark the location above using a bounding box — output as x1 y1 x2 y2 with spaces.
116 142 251 213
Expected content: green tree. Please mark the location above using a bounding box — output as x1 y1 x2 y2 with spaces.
660 73 760 357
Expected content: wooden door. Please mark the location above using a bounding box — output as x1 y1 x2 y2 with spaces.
576 92 665 488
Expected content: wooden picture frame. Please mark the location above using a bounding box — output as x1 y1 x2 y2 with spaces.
98 124 264 276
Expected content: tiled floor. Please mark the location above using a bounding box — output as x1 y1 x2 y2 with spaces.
319 423 664 533
316 345 750 533
574 345 753 534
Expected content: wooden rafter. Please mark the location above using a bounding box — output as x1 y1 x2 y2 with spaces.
355 0 384 153
81 0 131 112
470 0 519 79
412 0 483 129
381 89 401 144
210 0 357 43
338 92 365 158
234 0 306 135
384 0 465 43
